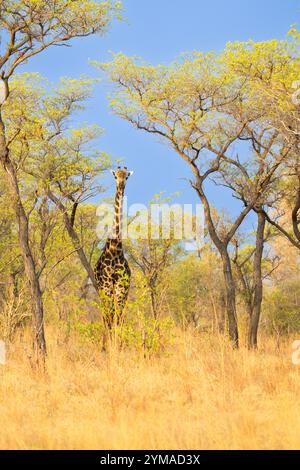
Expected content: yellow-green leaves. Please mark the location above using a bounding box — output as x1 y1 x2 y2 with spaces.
0 1 122 78
224 38 300 129
98 37 299 170
97 50 248 159
3 73 110 203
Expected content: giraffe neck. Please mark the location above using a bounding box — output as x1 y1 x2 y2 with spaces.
113 185 124 241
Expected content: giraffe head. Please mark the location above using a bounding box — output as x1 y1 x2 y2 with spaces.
111 166 133 191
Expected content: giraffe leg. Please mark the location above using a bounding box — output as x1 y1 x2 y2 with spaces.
100 288 115 330
101 298 115 352
114 279 130 326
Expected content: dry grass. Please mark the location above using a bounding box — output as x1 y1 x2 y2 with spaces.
0 328 300 450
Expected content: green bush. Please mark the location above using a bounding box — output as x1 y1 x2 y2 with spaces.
264 285 300 335
74 320 104 345
119 312 176 357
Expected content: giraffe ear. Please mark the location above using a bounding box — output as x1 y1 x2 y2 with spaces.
110 169 116 178
127 171 134 178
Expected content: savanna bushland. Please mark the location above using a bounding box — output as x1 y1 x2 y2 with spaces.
0 0 300 450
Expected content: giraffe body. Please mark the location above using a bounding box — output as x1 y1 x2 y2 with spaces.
95 167 132 328
95 238 130 327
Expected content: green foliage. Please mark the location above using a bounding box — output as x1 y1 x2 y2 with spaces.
0 1 122 79
264 285 300 335
119 313 176 357
165 250 224 329
75 320 104 345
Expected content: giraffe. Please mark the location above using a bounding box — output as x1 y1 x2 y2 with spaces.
94 166 133 329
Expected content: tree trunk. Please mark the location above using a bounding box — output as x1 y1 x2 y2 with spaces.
248 210 266 349
47 189 99 293
195 184 239 347
221 249 239 348
218 289 226 334
150 285 158 320
0 113 46 356
292 173 300 244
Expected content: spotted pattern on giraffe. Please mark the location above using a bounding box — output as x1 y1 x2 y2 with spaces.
94 167 133 328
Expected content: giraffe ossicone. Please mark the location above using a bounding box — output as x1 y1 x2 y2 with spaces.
94 166 133 328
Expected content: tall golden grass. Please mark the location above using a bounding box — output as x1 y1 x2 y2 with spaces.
0 328 299 450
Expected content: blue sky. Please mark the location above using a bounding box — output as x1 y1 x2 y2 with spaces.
22 0 299 227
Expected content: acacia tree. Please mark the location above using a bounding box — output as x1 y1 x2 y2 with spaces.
261 147 300 252
231 219 281 347
4 74 110 345
99 51 290 347
30 77 110 292
165 249 225 330
220 37 299 346
126 196 183 319
0 0 120 355
224 38 300 251
218 122 291 348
